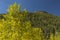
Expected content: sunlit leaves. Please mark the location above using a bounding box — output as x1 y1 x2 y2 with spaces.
7 2 20 16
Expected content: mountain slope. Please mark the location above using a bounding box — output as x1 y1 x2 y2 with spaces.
28 11 60 32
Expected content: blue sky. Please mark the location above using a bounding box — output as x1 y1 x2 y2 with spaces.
0 0 60 16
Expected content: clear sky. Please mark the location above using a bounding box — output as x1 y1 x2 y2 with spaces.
0 0 60 16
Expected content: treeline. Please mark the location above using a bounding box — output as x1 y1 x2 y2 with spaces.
0 2 60 40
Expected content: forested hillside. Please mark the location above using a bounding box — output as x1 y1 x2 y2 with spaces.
0 3 60 40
